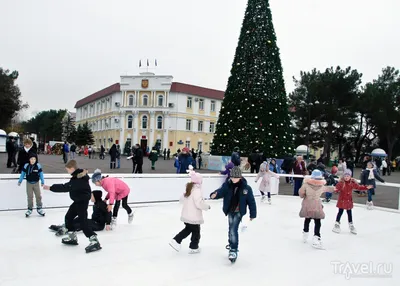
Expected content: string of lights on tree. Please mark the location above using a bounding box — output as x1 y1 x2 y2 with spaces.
211 0 294 157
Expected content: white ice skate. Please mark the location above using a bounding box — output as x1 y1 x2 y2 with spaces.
261 196 266 203
302 231 309 243
37 208 45 216
332 222 341 233
128 211 134 224
268 198 271 205
188 248 200 254
111 217 117 229
85 235 101 253
349 223 357 235
312 235 324 250
228 250 238 263
25 209 32 217
62 232 78 245
56 226 68 236
366 201 374 210
169 239 181 252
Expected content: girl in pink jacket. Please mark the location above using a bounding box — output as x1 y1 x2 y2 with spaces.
169 166 210 254
91 169 133 228
255 161 279 204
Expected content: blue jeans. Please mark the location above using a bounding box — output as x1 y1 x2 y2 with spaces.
117 158 120 169
228 212 242 250
368 188 374 202
326 192 332 200
293 179 303 196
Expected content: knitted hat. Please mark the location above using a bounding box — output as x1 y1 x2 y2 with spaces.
343 169 352 177
311 169 324 180
182 147 190 153
29 153 38 160
92 190 103 202
260 161 268 171
230 166 242 178
91 168 102 183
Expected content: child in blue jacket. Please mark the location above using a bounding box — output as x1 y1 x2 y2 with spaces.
18 153 45 217
210 166 257 262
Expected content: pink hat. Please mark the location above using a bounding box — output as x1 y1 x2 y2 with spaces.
187 165 202 184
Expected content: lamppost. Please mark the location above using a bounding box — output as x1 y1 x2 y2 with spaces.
304 89 319 162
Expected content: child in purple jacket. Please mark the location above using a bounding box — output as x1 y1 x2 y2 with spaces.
220 162 234 179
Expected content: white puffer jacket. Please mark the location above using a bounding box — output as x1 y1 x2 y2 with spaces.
180 184 210 224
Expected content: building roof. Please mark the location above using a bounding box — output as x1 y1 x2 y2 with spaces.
170 82 224 100
74 81 224 109
74 83 120 108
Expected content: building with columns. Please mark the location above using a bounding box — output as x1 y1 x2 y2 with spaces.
74 72 223 153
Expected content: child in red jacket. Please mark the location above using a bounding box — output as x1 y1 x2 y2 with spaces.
333 169 372 234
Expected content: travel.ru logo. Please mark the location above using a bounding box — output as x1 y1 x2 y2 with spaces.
331 261 393 279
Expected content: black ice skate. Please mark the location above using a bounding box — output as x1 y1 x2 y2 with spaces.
62 232 78 245
49 225 60 232
228 249 238 263
37 208 45 216
85 235 102 253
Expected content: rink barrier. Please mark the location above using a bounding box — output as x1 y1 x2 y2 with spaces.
0 173 399 212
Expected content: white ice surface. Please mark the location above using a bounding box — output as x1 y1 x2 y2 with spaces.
0 196 399 286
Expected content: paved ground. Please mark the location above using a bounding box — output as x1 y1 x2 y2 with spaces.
1 153 399 209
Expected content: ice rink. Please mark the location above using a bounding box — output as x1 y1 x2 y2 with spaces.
0 196 398 286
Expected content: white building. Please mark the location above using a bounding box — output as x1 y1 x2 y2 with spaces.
74 72 223 152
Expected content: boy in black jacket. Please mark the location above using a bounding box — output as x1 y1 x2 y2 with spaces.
43 160 101 253
49 190 112 236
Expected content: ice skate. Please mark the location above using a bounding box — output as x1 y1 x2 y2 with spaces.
228 249 238 263
188 248 200 254
85 235 102 253
49 225 59 232
128 211 134 224
111 217 117 229
56 226 68 236
332 222 341 233
268 198 271 205
366 201 374 210
37 208 45 216
169 239 181 252
261 195 266 203
312 236 324 250
349 223 357 235
62 232 78 245
25 209 32 217
302 231 309 243
322 198 330 203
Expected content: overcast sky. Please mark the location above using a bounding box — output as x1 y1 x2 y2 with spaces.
1 0 399 120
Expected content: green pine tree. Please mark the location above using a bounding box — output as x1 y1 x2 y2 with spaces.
211 0 294 157
75 124 85 147
82 122 94 146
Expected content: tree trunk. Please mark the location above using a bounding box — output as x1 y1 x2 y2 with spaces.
387 135 397 160
323 121 334 165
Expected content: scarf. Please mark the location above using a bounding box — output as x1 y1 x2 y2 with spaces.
367 168 375 180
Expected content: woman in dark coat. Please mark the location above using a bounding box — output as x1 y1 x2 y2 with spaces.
109 144 117 169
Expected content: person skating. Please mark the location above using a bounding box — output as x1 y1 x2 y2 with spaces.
332 169 373 235
91 169 134 229
299 170 334 249
43 160 101 253
17 153 46 217
255 161 279 204
49 190 112 236
169 166 210 254
210 167 257 263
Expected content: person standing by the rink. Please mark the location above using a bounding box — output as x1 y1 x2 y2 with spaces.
210 166 257 263
169 166 210 254
291 156 307 196
231 147 241 167
91 169 134 229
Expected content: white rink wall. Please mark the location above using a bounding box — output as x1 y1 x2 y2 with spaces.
0 173 280 211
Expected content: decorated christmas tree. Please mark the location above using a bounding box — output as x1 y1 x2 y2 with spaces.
211 0 294 157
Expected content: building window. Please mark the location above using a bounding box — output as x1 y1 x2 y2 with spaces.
209 122 215 133
158 95 163 107
186 119 192 131
198 121 203 132
187 97 192 108
199 99 204 110
185 140 191 148
143 95 148 106
142 115 148 129
129 95 134 106
157 116 163 129
197 142 203 151
97 102 100 115
127 115 133 129
211 101 216 112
